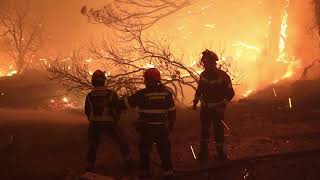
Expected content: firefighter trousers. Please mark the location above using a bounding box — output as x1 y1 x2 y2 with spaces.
139 125 173 172
87 122 130 164
199 107 225 159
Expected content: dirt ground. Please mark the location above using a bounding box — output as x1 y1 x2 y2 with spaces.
1 101 320 180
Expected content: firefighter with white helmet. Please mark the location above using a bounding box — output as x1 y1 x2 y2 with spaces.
193 49 235 162
84 70 130 171
123 68 176 178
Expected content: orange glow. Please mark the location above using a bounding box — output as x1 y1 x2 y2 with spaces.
277 0 290 63
0 65 18 77
281 69 293 79
243 89 254 97
62 96 69 103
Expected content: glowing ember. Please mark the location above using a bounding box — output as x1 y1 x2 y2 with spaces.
288 97 292 108
272 88 277 97
190 145 197 160
243 169 250 179
1 92 4 96
221 120 230 131
62 96 69 103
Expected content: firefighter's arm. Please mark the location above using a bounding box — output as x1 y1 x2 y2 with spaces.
110 92 121 123
122 91 142 110
223 75 235 104
84 94 91 120
167 93 176 132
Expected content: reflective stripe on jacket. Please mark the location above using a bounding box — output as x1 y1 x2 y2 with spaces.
85 87 120 123
194 67 235 105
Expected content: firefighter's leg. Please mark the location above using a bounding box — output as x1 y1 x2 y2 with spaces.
139 128 153 176
213 109 227 160
110 125 130 160
199 108 211 162
155 127 173 177
86 123 101 171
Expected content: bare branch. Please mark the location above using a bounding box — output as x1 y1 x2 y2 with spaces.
0 5 42 74
81 0 194 31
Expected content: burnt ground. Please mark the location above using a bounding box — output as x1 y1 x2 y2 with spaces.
1 101 320 180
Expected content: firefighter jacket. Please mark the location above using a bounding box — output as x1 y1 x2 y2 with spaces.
124 84 176 130
194 67 235 107
85 87 121 123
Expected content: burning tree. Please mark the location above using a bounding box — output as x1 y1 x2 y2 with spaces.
47 29 201 101
48 0 241 101
0 6 42 74
314 0 320 35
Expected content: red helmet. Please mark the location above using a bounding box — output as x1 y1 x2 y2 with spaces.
144 68 161 82
92 70 107 82
201 49 219 65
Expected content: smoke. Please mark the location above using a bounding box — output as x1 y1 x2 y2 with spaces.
289 0 320 65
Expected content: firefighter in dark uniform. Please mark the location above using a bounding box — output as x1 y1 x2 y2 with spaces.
193 50 235 162
84 70 130 171
123 68 176 178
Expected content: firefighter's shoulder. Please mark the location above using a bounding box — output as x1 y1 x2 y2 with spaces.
131 88 147 98
162 85 175 97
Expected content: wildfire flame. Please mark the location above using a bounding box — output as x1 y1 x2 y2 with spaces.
277 0 290 63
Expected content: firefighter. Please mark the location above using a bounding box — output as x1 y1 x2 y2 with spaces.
123 68 176 178
84 70 130 171
193 49 235 162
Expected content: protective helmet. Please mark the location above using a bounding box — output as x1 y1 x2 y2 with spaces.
91 70 107 82
201 49 219 64
144 68 161 82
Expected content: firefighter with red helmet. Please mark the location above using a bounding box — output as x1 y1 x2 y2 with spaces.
193 49 235 162
84 70 130 171
123 68 176 178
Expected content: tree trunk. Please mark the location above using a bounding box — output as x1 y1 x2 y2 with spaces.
16 55 24 74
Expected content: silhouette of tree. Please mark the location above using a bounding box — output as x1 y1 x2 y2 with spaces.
0 6 42 74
